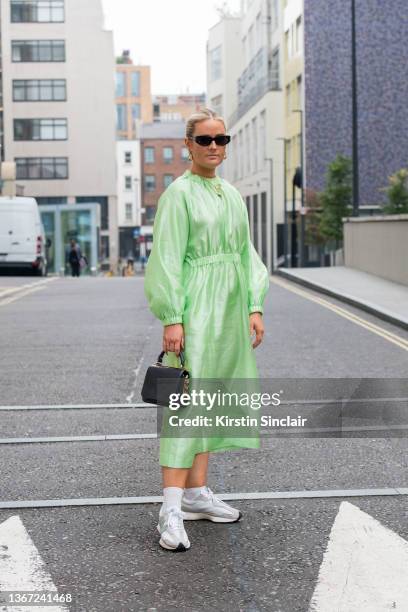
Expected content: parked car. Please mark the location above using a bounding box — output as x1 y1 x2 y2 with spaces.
0 197 50 276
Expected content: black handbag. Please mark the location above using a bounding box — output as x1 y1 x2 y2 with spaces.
141 350 190 405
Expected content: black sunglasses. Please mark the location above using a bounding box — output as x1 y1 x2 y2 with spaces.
189 134 231 146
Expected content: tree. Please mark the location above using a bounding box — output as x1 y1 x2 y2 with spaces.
304 188 325 248
319 154 353 253
379 168 408 214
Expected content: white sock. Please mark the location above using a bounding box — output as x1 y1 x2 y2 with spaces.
183 485 207 501
162 486 184 510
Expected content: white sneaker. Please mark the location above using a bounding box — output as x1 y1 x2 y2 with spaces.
157 505 191 551
181 486 242 523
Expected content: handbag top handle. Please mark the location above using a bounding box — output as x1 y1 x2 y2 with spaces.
157 350 185 367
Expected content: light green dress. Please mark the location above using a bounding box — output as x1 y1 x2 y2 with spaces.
144 168 270 468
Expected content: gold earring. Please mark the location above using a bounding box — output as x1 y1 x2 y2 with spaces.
223 153 227 159
188 151 193 161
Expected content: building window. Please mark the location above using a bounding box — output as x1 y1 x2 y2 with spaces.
145 206 156 224
285 30 290 60
76 196 108 231
116 104 126 131
297 74 302 109
245 123 250 175
131 72 140 96
232 134 238 181
144 175 156 191
163 174 174 188
16 157 68 179
100 235 110 259
14 118 67 140
181 146 189 161
13 79 66 101
12 40 65 62
238 130 243 179
144 147 155 163
211 94 223 117
124 151 132 164
11 0 65 23
252 117 258 172
248 24 254 61
125 176 132 190
253 194 258 250
163 147 173 163
125 203 133 221
295 16 302 54
131 104 140 120
270 48 280 88
256 12 262 47
209 45 222 81
285 84 291 115
115 72 125 97
36 196 67 205
259 110 266 169
272 0 279 31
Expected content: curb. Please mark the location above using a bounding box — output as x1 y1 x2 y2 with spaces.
274 269 408 332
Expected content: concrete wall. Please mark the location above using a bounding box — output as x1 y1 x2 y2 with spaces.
343 215 408 286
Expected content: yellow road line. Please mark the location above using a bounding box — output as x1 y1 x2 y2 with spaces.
270 275 408 352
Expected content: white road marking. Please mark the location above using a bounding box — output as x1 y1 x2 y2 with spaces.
126 320 155 404
0 403 155 411
1 423 408 445
0 278 57 298
0 396 405 410
0 515 69 611
0 488 407 510
0 278 58 308
308 501 408 611
0 433 157 444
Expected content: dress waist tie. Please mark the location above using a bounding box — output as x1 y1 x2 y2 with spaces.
185 253 241 267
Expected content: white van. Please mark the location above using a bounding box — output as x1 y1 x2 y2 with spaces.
0 197 49 276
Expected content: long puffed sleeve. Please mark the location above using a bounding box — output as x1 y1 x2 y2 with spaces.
239 195 270 315
144 185 189 326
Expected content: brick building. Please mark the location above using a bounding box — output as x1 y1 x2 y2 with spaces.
139 122 190 228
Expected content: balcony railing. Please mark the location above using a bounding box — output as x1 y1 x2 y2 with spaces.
228 47 280 127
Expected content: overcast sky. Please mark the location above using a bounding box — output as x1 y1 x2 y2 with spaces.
101 0 241 95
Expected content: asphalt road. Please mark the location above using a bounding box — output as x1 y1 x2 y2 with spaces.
0 274 407 612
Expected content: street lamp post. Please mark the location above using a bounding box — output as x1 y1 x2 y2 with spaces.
277 137 289 268
292 109 304 266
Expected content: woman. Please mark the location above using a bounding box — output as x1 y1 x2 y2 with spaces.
68 239 82 277
144 108 269 552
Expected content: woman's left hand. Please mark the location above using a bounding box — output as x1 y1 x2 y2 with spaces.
249 312 264 348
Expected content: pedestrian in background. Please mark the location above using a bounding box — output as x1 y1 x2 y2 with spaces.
68 239 82 277
144 108 270 552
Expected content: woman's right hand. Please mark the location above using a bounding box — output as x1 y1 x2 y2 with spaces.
163 323 184 356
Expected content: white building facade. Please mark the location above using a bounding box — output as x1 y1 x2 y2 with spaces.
1 0 118 271
207 0 285 273
116 141 142 228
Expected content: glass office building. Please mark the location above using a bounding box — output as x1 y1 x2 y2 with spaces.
39 203 101 275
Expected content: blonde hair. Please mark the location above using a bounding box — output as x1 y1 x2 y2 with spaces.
185 107 227 139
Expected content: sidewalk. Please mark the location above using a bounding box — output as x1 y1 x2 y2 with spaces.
275 266 408 330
